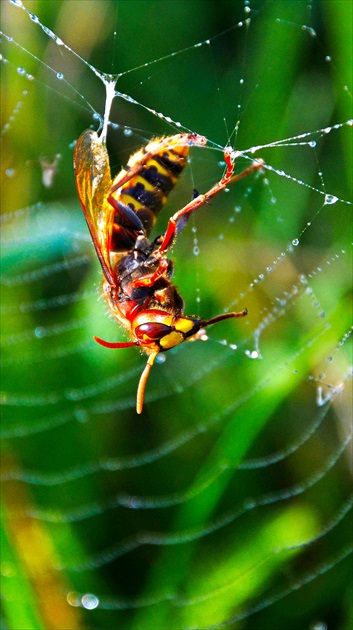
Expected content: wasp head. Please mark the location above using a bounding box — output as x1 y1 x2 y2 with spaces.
132 309 201 353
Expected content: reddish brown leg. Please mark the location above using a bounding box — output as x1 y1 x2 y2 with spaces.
156 155 264 256
132 258 169 288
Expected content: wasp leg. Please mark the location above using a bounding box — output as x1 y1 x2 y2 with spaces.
156 156 265 256
132 258 169 288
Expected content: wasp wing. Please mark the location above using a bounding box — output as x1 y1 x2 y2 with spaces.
74 129 117 287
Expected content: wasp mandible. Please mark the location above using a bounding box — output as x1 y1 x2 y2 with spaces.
74 130 263 413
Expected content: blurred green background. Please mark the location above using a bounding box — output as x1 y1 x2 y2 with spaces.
1 1 352 629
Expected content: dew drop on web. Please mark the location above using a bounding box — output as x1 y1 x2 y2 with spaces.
324 194 338 205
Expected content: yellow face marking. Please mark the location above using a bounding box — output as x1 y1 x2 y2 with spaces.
174 318 195 334
159 331 184 349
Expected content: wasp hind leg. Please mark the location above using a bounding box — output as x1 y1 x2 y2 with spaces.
155 153 264 256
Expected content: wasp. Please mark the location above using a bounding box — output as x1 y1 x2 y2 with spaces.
74 129 263 413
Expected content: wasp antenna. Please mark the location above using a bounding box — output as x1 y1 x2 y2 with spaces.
136 351 159 414
202 309 248 328
94 336 139 349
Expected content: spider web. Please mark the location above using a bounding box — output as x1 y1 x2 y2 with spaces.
1 1 352 629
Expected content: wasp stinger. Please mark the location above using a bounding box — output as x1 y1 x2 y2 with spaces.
74 129 263 413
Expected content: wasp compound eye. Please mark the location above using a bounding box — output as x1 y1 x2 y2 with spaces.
134 322 172 342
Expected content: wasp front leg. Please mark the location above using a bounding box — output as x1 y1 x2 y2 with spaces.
155 151 265 256
132 258 170 289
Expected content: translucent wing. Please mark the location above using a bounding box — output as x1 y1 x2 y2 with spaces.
74 129 116 286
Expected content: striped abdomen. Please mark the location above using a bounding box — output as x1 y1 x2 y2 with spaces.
110 137 191 251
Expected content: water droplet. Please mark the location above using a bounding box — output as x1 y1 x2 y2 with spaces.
81 593 99 610
5 168 15 178
34 326 46 338
74 408 88 423
301 25 316 37
67 592 80 607
324 194 338 205
17 66 26 75
245 350 259 359
193 246 200 256
309 140 316 148
292 238 299 246
1 560 17 577
56 72 64 80
124 128 133 136
325 55 332 63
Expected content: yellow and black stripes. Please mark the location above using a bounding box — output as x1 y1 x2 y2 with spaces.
117 141 190 235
